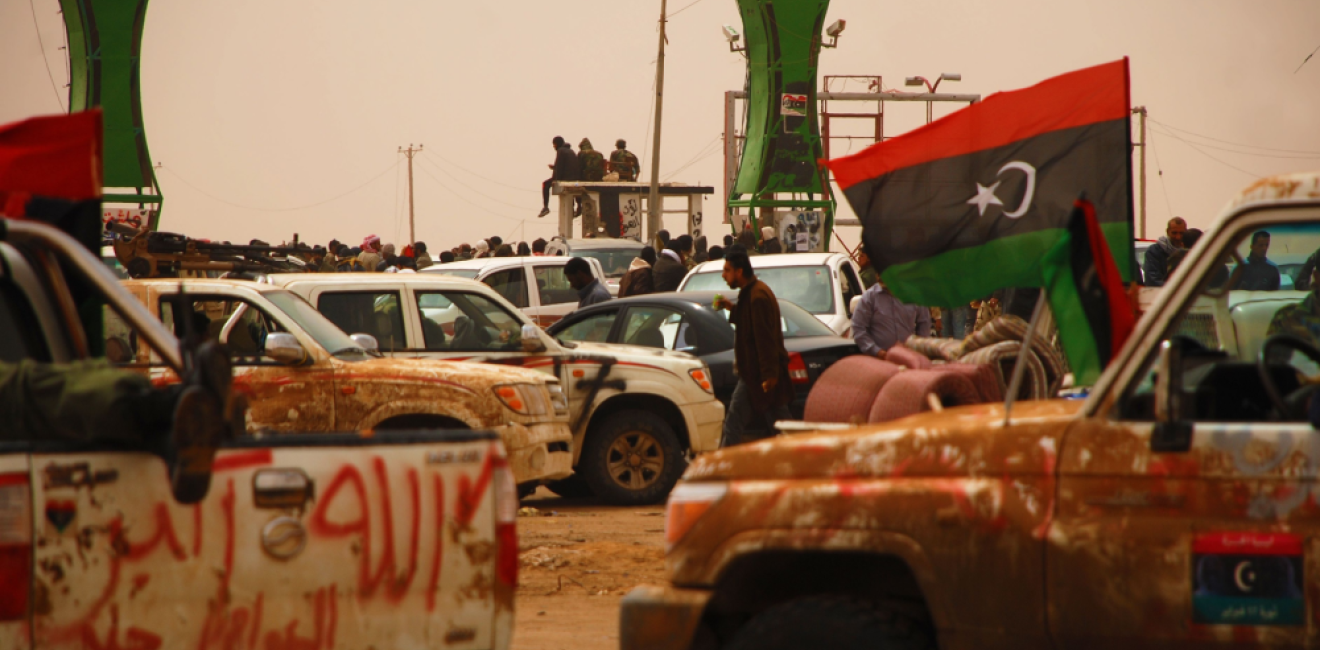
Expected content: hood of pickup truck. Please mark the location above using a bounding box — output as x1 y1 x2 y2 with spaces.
337 355 552 389
684 399 1083 481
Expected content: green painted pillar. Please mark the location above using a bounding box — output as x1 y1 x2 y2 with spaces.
63 0 163 229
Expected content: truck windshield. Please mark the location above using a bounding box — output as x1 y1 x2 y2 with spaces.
683 265 836 315
264 290 372 361
1124 221 1320 419
575 248 642 279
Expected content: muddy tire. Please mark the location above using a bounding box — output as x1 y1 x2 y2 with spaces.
579 411 685 505
544 474 595 499
725 596 932 650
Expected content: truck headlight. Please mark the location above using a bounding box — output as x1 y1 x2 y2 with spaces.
546 382 569 417
493 384 553 416
664 481 728 552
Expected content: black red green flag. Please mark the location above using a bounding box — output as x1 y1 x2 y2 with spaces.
824 59 1134 308
1043 197 1137 384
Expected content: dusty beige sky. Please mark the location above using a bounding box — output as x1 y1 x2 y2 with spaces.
2 0 1318 252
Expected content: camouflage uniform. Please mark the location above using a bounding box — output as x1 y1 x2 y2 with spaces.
579 139 606 182
610 144 640 182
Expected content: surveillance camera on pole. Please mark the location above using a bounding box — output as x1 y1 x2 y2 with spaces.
723 25 745 54
822 19 845 48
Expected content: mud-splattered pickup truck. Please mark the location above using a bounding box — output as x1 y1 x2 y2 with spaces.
266 273 726 505
623 173 1320 650
116 278 574 490
1 218 520 650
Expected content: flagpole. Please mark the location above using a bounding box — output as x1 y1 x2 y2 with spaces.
1002 293 1052 426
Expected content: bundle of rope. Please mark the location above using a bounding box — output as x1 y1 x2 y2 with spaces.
867 369 982 423
905 314 1067 398
802 356 903 424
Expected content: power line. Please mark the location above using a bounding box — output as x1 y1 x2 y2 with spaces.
1146 128 1176 219
1155 126 1263 180
663 134 722 180
413 163 537 225
1149 118 1320 155
416 154 532 210
1297 42 1320 74
1149 127 1320 160
668 0 709 18
158 161 399 212
424 151 538 194
27 0 64 112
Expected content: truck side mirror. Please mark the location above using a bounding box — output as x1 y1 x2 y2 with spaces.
1151 338 1193 452
350 333 379 352
521 324 547 353
265 332 308 365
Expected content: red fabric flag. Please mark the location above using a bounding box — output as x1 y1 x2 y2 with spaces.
0 110 103 217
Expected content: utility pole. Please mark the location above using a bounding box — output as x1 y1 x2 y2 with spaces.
646 0 668 242
1133 107 1147 239
399 144 423 243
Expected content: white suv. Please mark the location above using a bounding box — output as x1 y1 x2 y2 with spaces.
267 273 726 505
422 256 607 327
679 252 866 336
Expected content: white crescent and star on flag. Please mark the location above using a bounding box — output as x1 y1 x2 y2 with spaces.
966 161 1038 218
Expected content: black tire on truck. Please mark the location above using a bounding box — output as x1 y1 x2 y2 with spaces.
579 411 685 505
725 596 933 650
544 474 595 498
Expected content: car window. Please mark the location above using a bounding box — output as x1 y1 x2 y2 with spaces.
159 295 290 365
415 290 524 351
533 265 579 306
557 311 619 344
483 268 529 308
315 291 407 351
426 268 480 279
575 249 640 279
1121 222 1320 423
621 306 689 350
716 299 837 339
683 265 837 315
840 264 863 316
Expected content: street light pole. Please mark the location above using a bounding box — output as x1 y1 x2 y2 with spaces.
647 0 668 243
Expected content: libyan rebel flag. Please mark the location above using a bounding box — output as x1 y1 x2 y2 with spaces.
825 59 1135 382
825 59 1134 304
1043 197 1136 384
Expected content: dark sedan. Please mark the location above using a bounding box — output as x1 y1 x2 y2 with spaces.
546 291 859 418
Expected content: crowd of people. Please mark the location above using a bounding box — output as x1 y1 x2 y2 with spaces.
538 136 641 218
284 233 564 274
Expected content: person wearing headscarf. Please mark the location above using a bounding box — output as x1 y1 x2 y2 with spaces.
472 240 490 258
358 235 383 272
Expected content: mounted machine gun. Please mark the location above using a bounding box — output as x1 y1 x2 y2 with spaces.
109 223 314 278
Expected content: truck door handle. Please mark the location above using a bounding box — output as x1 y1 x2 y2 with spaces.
252 468 314 509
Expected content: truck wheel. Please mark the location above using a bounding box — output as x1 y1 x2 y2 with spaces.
726 596 932 650
545 475 595 499
580 411 685 505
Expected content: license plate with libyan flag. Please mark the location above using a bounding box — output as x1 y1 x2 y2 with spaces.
1192 532 1305 626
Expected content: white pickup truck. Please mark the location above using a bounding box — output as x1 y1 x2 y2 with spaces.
422 256 608 327
267 273 727 505
0 218 519 650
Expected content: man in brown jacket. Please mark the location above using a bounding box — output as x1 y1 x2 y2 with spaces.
714 250 793 446
618 247 656 297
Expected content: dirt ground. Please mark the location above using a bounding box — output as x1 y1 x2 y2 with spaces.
511 487 668 650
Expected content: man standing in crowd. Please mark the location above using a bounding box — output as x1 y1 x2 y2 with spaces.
653 237 688 291
619 247 657 297
566 257 611 308
610 139 640 182
532 238 548 256
714 251 793 446
1143 217 1187 287
851 280 932 359
539 136 580 218
760 226 782 254
413 242 433 269
1235 230 1281 291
